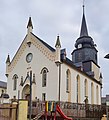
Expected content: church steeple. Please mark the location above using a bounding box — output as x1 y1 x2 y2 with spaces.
72 2 98 72
74 6 94 49
80 5 88 37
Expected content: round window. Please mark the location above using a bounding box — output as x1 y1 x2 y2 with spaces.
26 53 33 63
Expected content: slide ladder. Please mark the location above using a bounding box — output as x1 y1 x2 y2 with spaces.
33 111 44 120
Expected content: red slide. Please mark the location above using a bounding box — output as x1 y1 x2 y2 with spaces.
56 105 72 120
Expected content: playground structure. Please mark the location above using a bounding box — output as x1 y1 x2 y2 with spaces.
33 101 72 120
45 101 72 120
31 101 108 120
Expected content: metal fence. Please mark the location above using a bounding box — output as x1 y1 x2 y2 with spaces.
0 103 18 120
30 101 109 120
60 102 108 119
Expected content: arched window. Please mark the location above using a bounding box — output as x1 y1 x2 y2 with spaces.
41 67 49 87
91 82 94 104
12 74 18 90
96 85 99 104
77 75 80 103
84 79 88 97
66 69 70 92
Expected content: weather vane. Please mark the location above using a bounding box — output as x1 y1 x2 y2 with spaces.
83 0 85 13
83 0 85 7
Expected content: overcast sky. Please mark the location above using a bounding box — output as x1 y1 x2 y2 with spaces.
0 0 109 96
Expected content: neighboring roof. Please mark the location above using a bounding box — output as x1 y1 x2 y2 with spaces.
106 95 109 101
62 57 102 86
1 93 9 99
101 97 106 104
32 33 55 52
0 81 7 88
101 95 109 104
104 54 109 59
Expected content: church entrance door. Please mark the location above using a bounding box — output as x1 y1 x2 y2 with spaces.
22 84 30 100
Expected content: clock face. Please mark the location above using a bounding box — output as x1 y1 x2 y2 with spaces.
78 44 82 48
26 53 33 63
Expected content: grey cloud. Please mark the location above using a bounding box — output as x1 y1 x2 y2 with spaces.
0 0 109 96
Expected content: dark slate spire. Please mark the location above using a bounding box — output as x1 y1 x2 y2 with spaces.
72 2 98 65
75 4 95 49
55 35 61 48
27 17 33 29
6 54 10 64
80 5 88 37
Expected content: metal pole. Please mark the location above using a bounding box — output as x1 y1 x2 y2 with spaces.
29 71 32 120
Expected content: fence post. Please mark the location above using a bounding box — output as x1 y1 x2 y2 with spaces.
101 114 107 120
18 100 28 120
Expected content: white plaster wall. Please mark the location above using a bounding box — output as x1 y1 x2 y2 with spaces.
92 62 100 81
7 34 59 101
60 63 101 104
7 33 101 105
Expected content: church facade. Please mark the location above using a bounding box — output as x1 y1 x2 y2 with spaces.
6 10 102 105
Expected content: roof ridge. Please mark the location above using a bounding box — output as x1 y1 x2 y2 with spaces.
31 33 55 52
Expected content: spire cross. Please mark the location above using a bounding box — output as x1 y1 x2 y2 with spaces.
83 0 85 13
83 0 85 6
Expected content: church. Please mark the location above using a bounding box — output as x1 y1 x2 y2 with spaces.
6 6 102 105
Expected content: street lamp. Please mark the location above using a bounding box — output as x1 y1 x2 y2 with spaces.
20 71 32 120
104 54 109 59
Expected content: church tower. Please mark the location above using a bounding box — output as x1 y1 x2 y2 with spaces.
71 5 100 79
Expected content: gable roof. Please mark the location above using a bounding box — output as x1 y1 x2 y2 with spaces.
32 33 55 52
61 57 102 86
9 32 55 65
